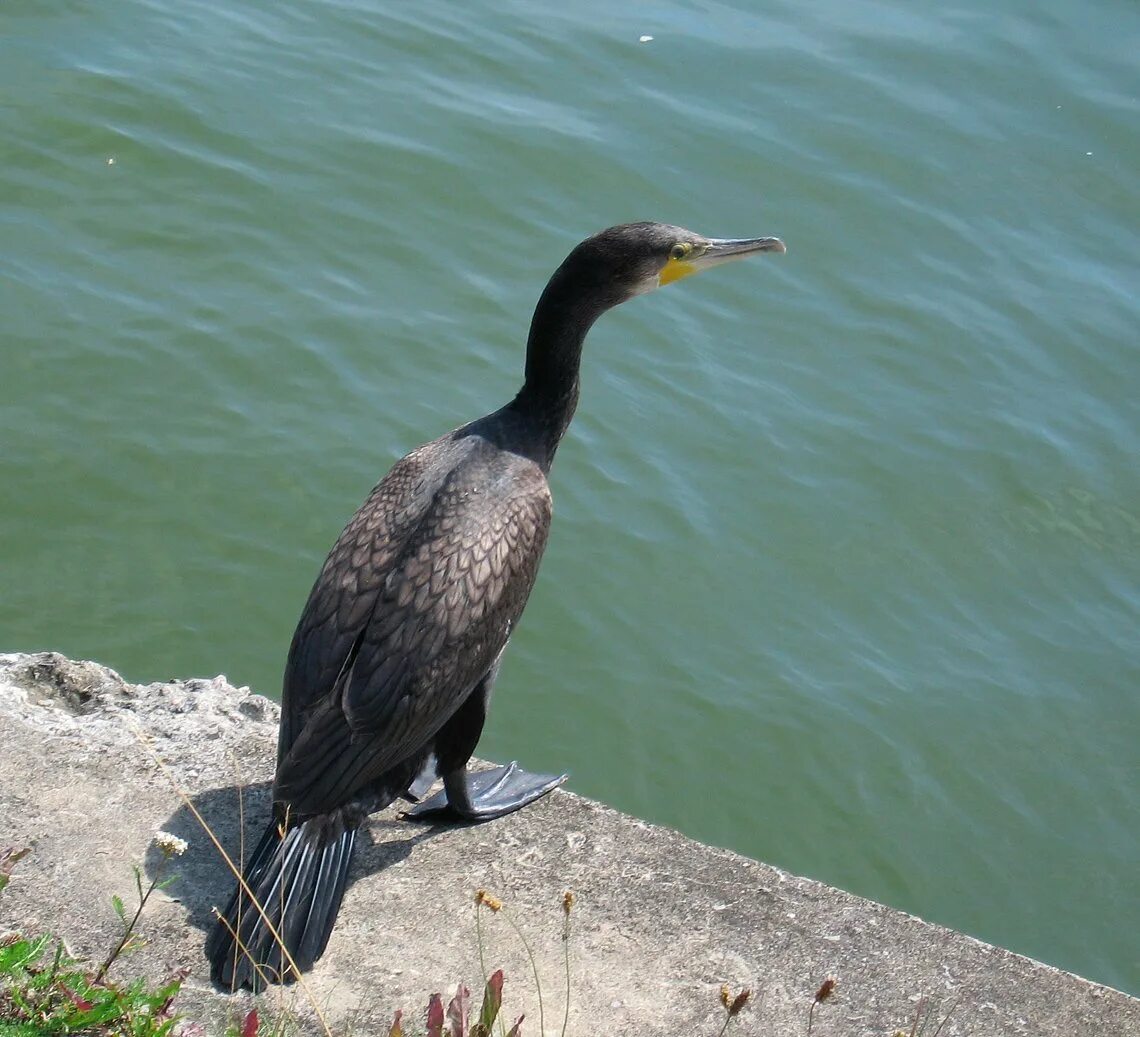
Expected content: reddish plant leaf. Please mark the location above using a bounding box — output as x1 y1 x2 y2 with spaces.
0 847 31 868
240 1008 259 1037
66 990 94 1012
387 1008 404 1037
447 983 471 1037
477 969 504 1033
426 993 445 1037
505 1013 525 1037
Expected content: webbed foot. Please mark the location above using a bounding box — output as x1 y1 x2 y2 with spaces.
403 762 567 822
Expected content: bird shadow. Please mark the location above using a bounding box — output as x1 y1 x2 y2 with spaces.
146 782 456 950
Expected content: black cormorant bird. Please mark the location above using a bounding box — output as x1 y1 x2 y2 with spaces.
207 221 785 990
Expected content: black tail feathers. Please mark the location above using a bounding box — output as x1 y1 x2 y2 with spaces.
207 810 358 992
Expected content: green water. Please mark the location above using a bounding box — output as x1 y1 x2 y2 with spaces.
3 0 1137 995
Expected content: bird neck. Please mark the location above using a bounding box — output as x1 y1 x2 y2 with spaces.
510 271 612 467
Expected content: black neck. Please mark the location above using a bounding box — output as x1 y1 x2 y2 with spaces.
509 264 618 468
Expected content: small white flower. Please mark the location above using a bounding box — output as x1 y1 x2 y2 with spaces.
154 831 188 857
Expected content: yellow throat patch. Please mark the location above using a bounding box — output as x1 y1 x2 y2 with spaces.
658 256 698 286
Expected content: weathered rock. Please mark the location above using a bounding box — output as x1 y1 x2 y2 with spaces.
0 652 1136 1036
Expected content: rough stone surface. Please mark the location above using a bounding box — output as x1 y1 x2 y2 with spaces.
0 652 1135 1036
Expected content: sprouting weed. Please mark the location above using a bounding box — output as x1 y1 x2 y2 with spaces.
897 994 959 1037
474 889 579 1037
154 831 188 858
807 975 838 1036
424 983 509 1037
0 934 185 1035
814 977 837 1003
716 984 752 1036
560 891 574 1037
94 833 189 983
474 887 506 1010
0 846 31 894
476 888 504 912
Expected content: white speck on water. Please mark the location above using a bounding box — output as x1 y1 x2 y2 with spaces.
107 157 115 165
1086 151 1093 156
639 35 654 43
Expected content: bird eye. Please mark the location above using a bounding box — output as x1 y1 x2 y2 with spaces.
670 243 692 260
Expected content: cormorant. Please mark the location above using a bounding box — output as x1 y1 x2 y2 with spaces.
207 221 785 990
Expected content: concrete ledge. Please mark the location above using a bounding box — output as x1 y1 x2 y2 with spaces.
1 652 1135 1036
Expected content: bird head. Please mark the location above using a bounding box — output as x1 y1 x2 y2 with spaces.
557 222 786 305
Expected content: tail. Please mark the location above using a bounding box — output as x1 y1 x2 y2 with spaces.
207 810 358 991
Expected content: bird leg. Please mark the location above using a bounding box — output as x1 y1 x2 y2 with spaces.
402 656 567 821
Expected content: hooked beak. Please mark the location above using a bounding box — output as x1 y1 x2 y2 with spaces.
705 235 787 259
659 235 786 286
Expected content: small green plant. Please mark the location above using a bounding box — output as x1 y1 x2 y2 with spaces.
392 970 522 1037
0 834 189 1037
96 831 188 984
0 929 185 1036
